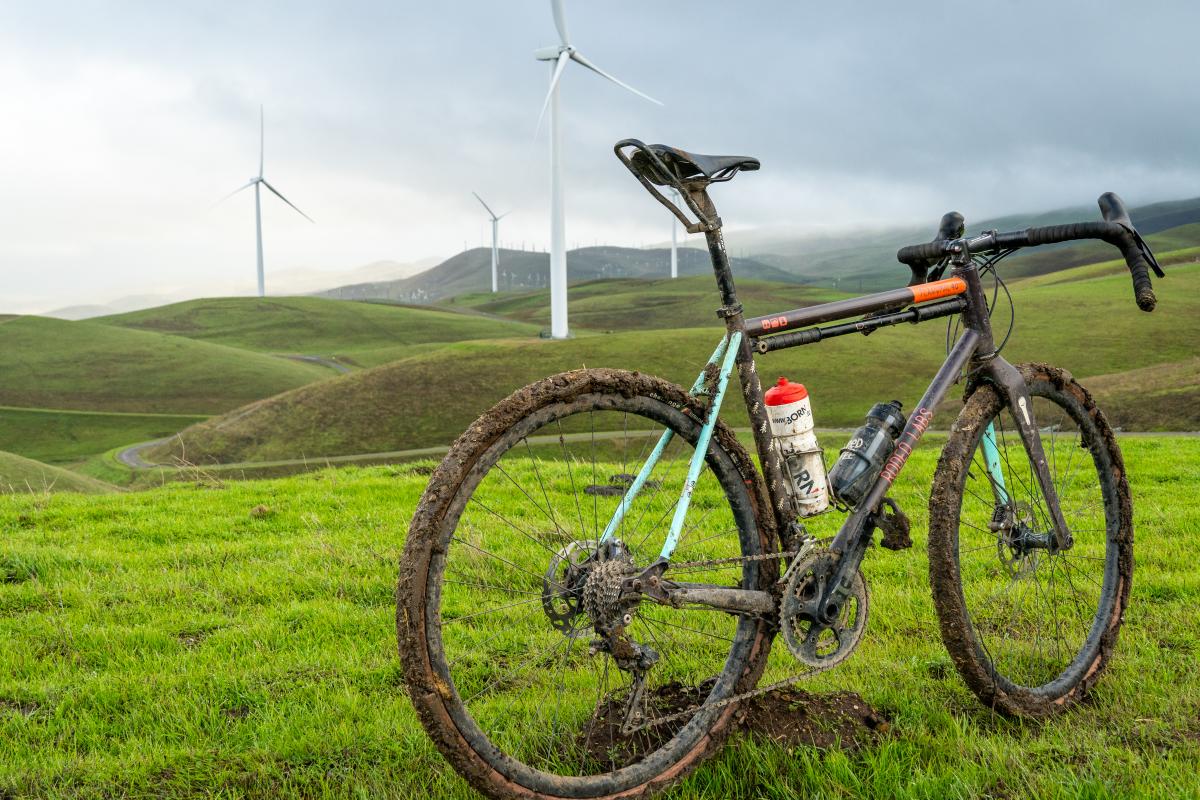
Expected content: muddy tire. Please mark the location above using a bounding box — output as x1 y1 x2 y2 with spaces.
929 363 1132 717
398 368 777 799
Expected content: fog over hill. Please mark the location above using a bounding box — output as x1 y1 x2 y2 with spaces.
318 197 1200 302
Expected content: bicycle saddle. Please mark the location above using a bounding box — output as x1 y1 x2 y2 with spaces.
631 143 760 186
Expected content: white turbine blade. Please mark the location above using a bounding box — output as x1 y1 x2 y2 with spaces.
260 179 314 222
259 105 265 178
550 0 570 45
497 210 513 220
535 49 572 135
214 179 256 206
472 191 498 219
569 51 662 105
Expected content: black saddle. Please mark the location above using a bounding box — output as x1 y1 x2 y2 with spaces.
630 143 760 186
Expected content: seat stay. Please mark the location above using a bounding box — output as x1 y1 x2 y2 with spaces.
597 333 735 547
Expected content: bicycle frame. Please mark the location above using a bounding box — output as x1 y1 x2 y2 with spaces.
597 179 1072 620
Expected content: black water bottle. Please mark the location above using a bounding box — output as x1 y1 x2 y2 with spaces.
828 401 907 508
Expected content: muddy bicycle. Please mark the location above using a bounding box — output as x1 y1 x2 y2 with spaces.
398 138 1165 799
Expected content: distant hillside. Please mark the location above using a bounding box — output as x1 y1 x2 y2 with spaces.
748 196 1200 291
148 261 1200 465
0 316 329 414
443 276 849 331
315 246 805 304
97 296 539 367
0 450 114 494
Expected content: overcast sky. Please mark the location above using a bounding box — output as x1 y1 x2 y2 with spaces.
2 1 1197 313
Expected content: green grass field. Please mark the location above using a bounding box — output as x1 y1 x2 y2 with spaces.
149 261 1200 466
1 436 1196 798
98 296 540 368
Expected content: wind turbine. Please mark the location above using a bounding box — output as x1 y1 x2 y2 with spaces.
534 0 661 338
472 192 510 293
220 106 313 297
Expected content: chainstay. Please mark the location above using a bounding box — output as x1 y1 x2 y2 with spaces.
623 536 835 734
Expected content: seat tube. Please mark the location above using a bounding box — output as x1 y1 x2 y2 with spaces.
698 207 798 534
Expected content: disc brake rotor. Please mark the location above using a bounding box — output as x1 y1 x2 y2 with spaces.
541 539 597 633
780 550 869 671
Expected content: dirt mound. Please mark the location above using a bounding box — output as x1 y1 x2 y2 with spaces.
737 687 890 750
579 683 890 770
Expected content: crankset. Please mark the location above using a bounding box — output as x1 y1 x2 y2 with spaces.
780 549 869 671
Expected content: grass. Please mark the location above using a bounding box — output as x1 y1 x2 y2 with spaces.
98 296 541 368
0 406 206 465
0 316 329 414
150 261 1200 465
0 436 1196 797
0 450 114 495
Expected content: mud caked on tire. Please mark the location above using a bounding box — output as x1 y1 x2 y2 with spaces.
398 369 778 799
928 363 1132 717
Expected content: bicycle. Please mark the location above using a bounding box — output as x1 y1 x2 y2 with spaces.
398 138 1165 799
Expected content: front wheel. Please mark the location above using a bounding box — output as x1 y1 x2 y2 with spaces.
929 364 1132 717
398 368 777 799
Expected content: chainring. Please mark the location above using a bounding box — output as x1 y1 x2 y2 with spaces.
780 550 869 671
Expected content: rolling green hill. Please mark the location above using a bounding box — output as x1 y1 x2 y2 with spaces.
0 450 114 494
443 276 850 331
316 246 805 305
0 407 205 465
0 316 329 414
145 261 1200 465
98 296 539 367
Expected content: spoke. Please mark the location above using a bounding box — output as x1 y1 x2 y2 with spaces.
452 531 564 591
640 613 735 643
557 419 589 548
468 496 567 558
444 578 545 597
524 438 567 541
495 461 566 539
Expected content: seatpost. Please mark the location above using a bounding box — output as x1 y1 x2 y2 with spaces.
695 188 802 539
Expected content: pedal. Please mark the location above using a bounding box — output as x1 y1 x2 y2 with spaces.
877 497 912 551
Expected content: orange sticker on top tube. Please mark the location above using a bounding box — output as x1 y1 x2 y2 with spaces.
909 277 967 303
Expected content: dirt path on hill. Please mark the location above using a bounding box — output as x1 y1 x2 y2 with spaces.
277 354 352 374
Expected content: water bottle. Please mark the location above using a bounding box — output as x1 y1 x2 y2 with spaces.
827 400 907 508
764 377 829 516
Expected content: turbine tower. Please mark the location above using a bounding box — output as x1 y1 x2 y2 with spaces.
472 192 510 293
669 188 681 279
220 106 313 297
534 0 661 338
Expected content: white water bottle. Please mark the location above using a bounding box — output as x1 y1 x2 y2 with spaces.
764 377 830 516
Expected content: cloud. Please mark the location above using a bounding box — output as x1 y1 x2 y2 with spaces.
1 1 1197 313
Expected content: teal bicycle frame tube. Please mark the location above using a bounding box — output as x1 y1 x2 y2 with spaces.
598 334 734 545
981 421 1010 505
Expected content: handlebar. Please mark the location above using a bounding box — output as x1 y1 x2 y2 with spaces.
897 193 1164 311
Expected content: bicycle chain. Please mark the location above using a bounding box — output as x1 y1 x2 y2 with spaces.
622 537 835 735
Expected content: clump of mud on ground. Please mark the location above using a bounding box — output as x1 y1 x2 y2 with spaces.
579 683 890 769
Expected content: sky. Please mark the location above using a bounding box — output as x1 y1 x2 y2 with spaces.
2 1 1197 314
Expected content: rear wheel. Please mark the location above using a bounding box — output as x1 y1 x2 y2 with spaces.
398 369 776 799
929 364 1132 716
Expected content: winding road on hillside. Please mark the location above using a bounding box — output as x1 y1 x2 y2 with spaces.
278 354 352 374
